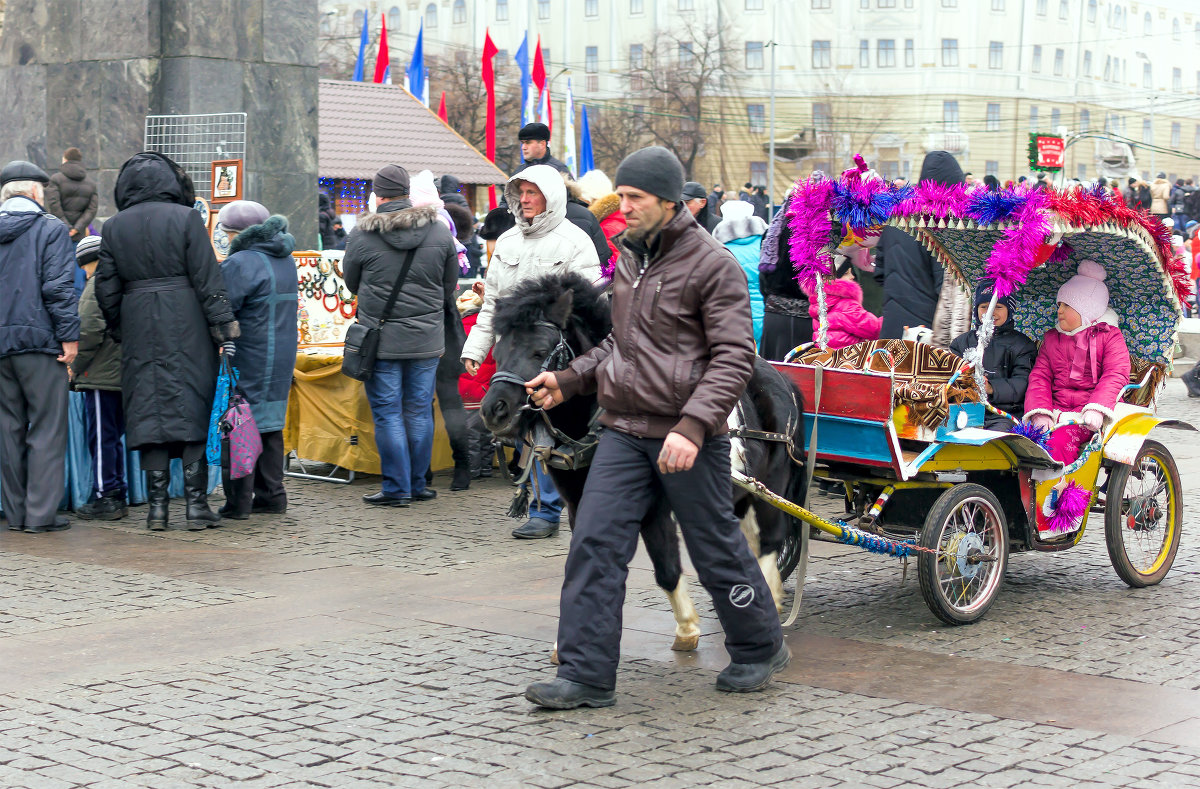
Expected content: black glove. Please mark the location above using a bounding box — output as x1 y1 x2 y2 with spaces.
220 341 236 360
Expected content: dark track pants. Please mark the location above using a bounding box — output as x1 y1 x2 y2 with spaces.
81 389 126 499
555 429 783 690
0 353 69 529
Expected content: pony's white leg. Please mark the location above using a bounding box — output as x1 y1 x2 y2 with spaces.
667 576 702 651
739 506 761 558
758 552 784 614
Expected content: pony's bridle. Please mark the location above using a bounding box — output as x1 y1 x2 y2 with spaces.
489 320 576 407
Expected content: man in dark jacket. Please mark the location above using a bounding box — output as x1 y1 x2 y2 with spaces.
216 201 299 518
71 235 128 521
563 172 612 266
682 181 719 233
511 122 570 175
344 164 460 507
948 282 1038 429
522 146 787 709
95 151 239 531
875 150 963 339
0 160 79 533
45 147 98 240
438 174 471 211
707 183 724 218
318 193 340 250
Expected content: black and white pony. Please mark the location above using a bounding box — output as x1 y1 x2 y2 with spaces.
480 272 806 651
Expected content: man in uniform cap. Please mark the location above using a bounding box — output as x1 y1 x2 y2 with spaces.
513 122 570 176
682 181 719 234
0 160 79 533
522 146 788 708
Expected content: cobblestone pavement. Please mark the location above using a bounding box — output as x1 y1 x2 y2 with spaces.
0 381 1198 787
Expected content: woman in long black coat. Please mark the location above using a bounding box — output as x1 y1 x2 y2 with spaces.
94 152 239 531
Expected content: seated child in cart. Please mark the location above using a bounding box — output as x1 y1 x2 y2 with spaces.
949 280 1038 430
1023 260 1131 465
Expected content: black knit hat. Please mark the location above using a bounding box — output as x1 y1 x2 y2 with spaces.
518 122 551 142
373 164 410 197
614 146 684 203
479 205 515 240
0 160 50 186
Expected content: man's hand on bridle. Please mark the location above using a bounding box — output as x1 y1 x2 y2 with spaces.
525 371 564 410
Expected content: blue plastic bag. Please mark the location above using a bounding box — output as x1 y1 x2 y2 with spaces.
206 358 236 466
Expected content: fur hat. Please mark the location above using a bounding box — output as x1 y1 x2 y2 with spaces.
1056 260 1110 326
518 122 551 142
576 170 613 204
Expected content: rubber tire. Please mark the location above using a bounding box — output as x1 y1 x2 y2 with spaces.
1104 439 1182 588
918 483 1009 626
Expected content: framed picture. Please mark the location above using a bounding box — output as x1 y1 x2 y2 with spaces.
193 196 210 227
210 159 242 203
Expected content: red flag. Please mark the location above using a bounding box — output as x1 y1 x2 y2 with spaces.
437 91 448 123
482 29 499 209
373 15 389 84
531 36 546 93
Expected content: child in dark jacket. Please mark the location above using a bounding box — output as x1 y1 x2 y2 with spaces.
949 280 1038 430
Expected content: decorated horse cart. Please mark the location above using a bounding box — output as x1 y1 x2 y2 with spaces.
738 166 1194 625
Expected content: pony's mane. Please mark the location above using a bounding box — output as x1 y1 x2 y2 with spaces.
494 272 611 342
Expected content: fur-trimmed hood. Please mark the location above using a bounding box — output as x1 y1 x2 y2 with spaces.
228 214 296 257
589 192 621 222
355 201 443 251
504 165 567 239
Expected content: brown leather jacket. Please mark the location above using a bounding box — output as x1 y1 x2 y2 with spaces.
556 204 755 448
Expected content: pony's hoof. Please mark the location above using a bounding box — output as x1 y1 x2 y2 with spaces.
550 649 560 665
671 635 699 652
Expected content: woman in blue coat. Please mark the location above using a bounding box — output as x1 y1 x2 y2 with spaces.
214 201 299 518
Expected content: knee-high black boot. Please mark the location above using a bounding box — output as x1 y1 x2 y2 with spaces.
184 461 222 530
146 469 170 531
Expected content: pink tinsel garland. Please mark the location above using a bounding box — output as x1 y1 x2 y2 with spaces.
984 188 1050 299
1044 480 1092 533
786 178 835 291
893 181 970 219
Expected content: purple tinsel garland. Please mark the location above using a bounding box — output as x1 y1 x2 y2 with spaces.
1045 480 1092 533
759 193 791 273
1010 420 1050 450
786 179 835 291
984 188 1050 299
893 181 970 219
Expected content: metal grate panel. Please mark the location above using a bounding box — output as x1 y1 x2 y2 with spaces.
143 113 248 200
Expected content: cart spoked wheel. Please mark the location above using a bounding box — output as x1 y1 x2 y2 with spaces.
1104 439 1182 588
918 484 1008 625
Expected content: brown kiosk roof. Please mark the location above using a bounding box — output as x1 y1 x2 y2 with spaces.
319 79 506 185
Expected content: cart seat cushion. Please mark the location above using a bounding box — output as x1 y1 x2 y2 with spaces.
797 339 980 429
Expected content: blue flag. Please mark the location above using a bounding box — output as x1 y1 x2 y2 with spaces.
406 21 428 105
353 10 369 82
514 33 531 154
579 105 595 175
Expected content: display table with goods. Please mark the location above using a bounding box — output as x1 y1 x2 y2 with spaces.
283 251 458 483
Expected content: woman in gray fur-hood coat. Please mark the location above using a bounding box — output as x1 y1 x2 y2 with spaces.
343 198 460 360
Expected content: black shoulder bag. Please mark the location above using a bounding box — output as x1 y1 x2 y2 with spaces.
341 249 417 381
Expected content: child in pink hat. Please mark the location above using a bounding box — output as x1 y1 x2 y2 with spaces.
1023 260 1131 465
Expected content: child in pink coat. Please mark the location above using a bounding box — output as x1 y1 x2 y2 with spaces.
804 261 883 350
1023 260 1131 465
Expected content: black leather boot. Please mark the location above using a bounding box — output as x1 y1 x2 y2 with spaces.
183 461 222 530
146 470 170 531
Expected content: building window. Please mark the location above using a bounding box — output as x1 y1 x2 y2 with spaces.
905 39 914 67
629 44 644 68
1143 11 1152 35
1032 46 1042 73
1143 118 1152 143
1103 56 1111 82
1037 0 1047 13
631 0 644 14
1173 18 1181 40
942 0 957 6
587 75 598 91
812 41 831 69
1079 109 1090 130
860 40 870 67
992 0 1004 9
988 42 1003 70
812 0 831 7
1194 124 1200 152
496 0 508 21
1171 123 1181 148
877 39 895 67
941 38 958 66
1030 105 1039 133
425 3 437 28
1196 22 1200 45
1196 71 1200 95
1050 108 1061 130
1053 48 1064 76
679 42 694 66
813 102 832 131
746 41 764 70
1087 0 1096 22
879 0 897 6
586 0 599 16
388 6 402 31
678 0 694 9
585 47 598 73
986 103 1000 131
1173 68 1182 92
1077 163 1087 180
747 0 764 9
750 162 768 187
943 100 959 129
904 0 913 7
1059 0 1068 19
861 0 870 9
537 0 550 19
453 0 466 23
986 160 1000 177
1143 62 1152 89
1082 51 1092 76
747 104 766 133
